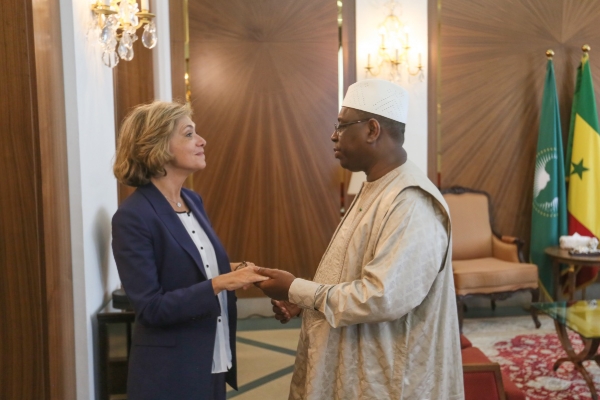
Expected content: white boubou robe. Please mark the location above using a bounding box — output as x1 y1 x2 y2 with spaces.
288 160 464 400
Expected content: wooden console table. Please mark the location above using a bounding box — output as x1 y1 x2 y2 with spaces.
97 300 135 400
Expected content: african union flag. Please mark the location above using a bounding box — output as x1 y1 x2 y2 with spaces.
566 49 600 289
530 56 567 298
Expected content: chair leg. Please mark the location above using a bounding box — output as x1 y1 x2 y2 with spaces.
456 296 464 333
491 299 496 311
529 288 541 329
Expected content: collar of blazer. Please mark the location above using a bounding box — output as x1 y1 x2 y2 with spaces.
137 182 213 280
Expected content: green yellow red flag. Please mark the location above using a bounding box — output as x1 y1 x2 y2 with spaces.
566 49 600 289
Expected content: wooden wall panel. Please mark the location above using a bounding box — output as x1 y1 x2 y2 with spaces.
188 1 340 294
341 0 356 95
341 0 357 211
434 0 600 251
1 0 74 398
169 0 186 103
428 0 440 184
0 0 46 398
114 37 155 203
31 0 76 397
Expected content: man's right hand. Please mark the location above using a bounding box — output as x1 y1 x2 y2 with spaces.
272 299 301 324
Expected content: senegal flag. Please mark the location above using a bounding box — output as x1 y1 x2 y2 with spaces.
530 57 567 298
567 50 600 289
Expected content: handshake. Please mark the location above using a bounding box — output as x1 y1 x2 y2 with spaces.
219 262 302 324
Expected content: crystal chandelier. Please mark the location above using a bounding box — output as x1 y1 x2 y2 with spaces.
89 0 157 68
365 1 424 83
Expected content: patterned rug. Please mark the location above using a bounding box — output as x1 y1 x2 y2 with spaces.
463 316 600 399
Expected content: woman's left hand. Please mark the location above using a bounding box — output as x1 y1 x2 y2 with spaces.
231 261 255 272
212 265 269 294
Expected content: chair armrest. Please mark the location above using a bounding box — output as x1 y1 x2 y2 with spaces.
492 235 525 263
463 363 507 400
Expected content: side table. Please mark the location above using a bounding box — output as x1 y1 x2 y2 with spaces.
544 246 600 300
97 299 135 400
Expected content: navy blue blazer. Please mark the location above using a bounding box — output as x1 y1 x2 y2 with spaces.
112 183 237 400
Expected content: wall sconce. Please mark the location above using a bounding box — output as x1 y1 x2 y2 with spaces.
90 0 157 68
364 1 424 83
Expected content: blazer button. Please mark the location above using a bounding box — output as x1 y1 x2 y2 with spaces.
218 317 221 322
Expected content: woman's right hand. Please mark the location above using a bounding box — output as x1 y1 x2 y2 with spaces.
212 265 269 295
271 299 301 324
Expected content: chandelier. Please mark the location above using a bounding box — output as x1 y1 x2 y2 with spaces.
89 0 157 68
365 1 424 83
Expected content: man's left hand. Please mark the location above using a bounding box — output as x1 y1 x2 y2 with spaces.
255 268 296 300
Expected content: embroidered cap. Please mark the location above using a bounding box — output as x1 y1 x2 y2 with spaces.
341 79 409 123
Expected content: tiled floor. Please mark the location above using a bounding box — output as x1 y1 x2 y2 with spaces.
108 305 551 399
228 309 551 399
226 318 301 399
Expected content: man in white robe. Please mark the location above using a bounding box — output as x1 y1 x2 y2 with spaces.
256 79 464 400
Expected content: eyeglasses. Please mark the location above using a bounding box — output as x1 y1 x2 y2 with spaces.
333 119 371 135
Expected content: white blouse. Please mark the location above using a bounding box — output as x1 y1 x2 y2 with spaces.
177 211 232 374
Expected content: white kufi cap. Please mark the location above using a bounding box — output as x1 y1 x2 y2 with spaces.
341 79 409 123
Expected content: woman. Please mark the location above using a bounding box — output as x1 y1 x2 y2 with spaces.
111 101 267 400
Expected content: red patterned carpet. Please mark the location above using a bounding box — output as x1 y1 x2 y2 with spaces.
487 332 600 399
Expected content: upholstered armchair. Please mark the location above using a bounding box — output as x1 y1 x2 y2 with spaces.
441 187 541 331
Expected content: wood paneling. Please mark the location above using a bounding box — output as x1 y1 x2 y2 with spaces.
188 1 340 294
0 1 46 398
114 35 155 203
428 0 440 184
31 0 76 397
341 0 356 95
169 0 186 103
1 0 74 398
341 0 357 211
433 0 600 251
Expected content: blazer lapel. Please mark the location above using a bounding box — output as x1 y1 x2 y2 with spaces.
138 183 208 279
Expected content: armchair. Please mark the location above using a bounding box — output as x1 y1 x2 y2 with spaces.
441 187 541 331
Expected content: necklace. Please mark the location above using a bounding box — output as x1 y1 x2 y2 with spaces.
166 197 183 208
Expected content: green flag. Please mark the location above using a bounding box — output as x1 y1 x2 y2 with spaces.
565 56 583 173
530 58 568 299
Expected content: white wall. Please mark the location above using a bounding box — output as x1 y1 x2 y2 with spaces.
151 0 173 101
355 0 428 173
59 1 120 398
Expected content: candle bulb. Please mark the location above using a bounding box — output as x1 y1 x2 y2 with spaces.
395 49 399 62
418 53 422 67
405 33 409 48
381 34 385 49
367 53 371 67
141 0 149 11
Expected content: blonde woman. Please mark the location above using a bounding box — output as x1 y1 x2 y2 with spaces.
112 101 267 400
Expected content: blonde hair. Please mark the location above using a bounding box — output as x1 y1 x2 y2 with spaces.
113 101 193 186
